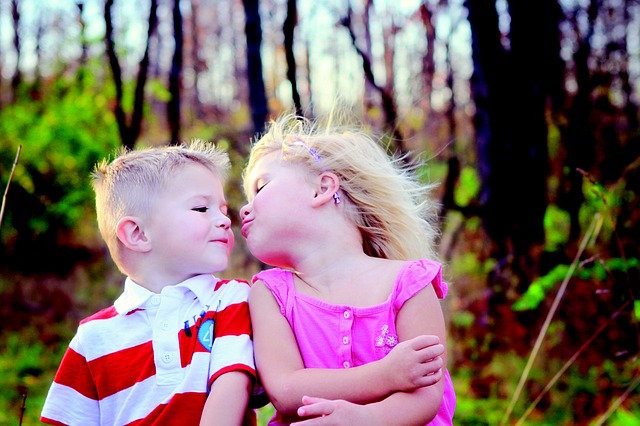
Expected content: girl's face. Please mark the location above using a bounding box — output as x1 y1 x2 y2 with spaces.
144 163 233 283
240 151 316 267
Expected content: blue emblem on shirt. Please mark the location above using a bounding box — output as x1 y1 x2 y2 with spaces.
198 319 215 351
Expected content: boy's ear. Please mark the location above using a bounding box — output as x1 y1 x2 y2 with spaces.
116 216 152 252
311 172 340 207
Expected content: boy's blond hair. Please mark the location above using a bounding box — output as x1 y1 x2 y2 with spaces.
92 140 230 271
243 114 440 262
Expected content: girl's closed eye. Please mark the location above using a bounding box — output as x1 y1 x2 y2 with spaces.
192 206 209 213
256 182 267 194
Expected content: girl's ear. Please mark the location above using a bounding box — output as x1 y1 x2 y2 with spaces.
116 216 152 252
311 172 340 207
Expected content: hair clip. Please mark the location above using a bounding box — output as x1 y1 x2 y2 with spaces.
293 138 322 164
293 137 341 206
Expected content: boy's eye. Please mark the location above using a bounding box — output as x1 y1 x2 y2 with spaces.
193 206 209 213
256 183 266 194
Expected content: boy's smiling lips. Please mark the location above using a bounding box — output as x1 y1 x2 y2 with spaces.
210 236 230 246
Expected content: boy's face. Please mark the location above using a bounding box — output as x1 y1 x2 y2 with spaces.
144 163 233 284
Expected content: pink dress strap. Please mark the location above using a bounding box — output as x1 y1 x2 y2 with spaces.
252 268 293 317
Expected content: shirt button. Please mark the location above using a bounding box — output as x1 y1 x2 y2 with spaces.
343 311 350 319
151 296 161 306
343 361 350 368
342 336 349 344
161 321 170 331
162 353 172 363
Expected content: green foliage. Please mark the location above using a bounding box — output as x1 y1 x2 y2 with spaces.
579 176 618 242
454 166 481 207
452 310 475 329
257 404 275 424
452 367 510 425
607 407 640 426
544 204 571 251
0 78 120 263
513 264 570 311
148 78 172 103
417 160 448 186
513 258 638 311
0 329 67 425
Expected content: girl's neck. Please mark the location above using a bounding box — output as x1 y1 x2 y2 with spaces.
292 255 405 307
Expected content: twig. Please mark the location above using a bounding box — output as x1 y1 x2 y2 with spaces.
500 213 603 426
18 385 28 426
592 374 640 426
0 144 22 227
515 300 630 425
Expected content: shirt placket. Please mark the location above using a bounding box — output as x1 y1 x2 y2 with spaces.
152 291 183 385
339 308 354 368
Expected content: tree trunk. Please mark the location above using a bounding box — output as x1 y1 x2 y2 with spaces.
621 0 638 132
31 13 43 100
419 2 436 115
382 11 395 95
284 0 303 116
506 0 555 260
304 36 313 116
10 0 21 104
340 9 405 156
466 0 557 281
168 0 184 144
77 1 89 87
242 0 268 140
362 0 375 115
557 0 597 241
190 0 204 120
105 0 158 149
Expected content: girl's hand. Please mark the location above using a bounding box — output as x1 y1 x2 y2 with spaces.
291 396 379 426
383 334 444 391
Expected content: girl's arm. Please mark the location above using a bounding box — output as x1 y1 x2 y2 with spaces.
199 371 252 425
294 283 448 425
250 280 443 416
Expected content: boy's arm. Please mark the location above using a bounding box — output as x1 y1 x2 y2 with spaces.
294 284 448 425
199 371 252 426
250 281 443 416
41 342 100 424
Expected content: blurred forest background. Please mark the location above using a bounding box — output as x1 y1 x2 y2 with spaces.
0 0 639 424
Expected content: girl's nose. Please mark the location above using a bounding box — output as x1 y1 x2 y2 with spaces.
239 204 251 218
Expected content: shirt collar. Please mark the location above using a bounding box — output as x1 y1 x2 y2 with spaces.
113 274 221 315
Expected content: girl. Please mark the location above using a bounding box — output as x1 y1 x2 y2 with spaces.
240 114 455 425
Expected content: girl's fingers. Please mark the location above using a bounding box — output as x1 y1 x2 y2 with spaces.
298 396 334 418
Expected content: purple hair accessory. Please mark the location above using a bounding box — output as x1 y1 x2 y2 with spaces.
293 138 322 163
293 137 341 205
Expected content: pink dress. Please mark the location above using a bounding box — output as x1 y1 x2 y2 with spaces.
253 258 456 425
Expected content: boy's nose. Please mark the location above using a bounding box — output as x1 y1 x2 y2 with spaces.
239 204 250 218
217 214 231 229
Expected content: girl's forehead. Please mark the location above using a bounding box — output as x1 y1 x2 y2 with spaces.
251 150 314 178
251 151 285 172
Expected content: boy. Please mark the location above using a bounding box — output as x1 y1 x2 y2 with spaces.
41 140 256 425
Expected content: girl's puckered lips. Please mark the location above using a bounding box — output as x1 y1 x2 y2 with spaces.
241 219 253 238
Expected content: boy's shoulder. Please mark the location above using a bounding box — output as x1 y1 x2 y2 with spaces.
213 277 250 291
79 305 119 325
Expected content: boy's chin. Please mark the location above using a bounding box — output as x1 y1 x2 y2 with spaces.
192 259 230 276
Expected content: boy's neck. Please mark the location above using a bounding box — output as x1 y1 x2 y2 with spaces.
126 271 193 294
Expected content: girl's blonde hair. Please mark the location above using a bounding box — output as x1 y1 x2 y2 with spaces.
243 114 440 261
92 139 230 270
